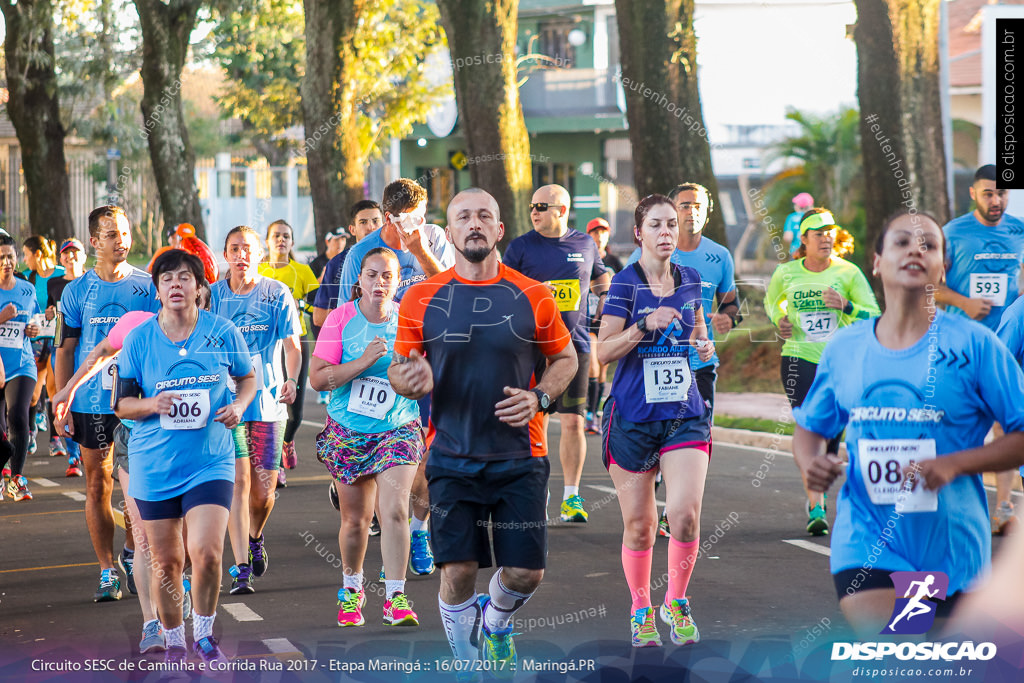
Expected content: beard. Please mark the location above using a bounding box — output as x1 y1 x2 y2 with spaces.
462 244 494 263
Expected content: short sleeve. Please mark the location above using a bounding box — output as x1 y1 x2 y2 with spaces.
226 325 253 377
429 226 456 269
313 304 352 364
532 288 571 356
975 330 1024 433
625 247 641 266
313 257 340 308
718 250 737 296
394 288 426 358
298 264 319 296
274 282 302 339
60 279 82 327
502 239 522 271
793 346 848 438
338 244 363 305
996 307 1024 366
602 270 636 321
117 329 142 381
588 240 609 281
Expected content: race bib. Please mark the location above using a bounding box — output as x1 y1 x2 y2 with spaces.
642 356 692 403
858 439 937 512
347 376 397 419
969 273 1008 307
101 359 116 390
548 279 582 312
0 321 25 349
799 311 837 342
159 389 211 430
30 313 56 338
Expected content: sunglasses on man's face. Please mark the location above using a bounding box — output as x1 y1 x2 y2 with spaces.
529 202 563 212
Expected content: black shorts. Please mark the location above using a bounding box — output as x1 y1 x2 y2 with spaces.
69 411 120 451
694 365 717 413
426 453 549 570
832 567 962 619
134 480 234 521
553 350 590 416
602 398 712 473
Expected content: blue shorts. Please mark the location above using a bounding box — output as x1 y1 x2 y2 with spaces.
601 398 712 473
134 480 234 521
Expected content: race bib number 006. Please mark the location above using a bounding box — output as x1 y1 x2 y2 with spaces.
159 389 211 430
642 357 692 403
969 273 1008 307
858 439 937 512
799 311 837 342
347 376 397 419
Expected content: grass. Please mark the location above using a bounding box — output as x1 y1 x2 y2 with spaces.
713 414 794 436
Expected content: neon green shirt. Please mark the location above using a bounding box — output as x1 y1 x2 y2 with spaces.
258 260 319 336
764 256 880 364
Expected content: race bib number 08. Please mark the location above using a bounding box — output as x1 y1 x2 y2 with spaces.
969 273 1008 307
547 279 582 313
160 389 211 430
642 357 692 403
347 376 396 419
0 321 24 349
799 311 837 342
858 439 937 512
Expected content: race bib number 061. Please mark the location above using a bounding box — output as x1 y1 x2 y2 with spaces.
858 439 937 512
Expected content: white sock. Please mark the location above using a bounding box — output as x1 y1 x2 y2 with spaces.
343 572 363 592
563 485 579 500
163 624 186 648
439 594 481 661
385 579 405 599
484 568 534 633
193 612 216 642
410 516 428 533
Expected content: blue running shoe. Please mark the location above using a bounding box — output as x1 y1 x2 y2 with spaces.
409 530 435 575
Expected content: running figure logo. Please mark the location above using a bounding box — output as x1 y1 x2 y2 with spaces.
881 571 949 635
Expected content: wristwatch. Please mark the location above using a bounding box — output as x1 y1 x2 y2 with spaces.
636 315 650 333
531 388 551 411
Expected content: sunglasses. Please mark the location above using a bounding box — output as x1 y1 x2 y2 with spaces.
529 202 563 212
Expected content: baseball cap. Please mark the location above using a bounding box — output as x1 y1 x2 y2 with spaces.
325 227 350 240
59 238 84 254
792 193 814 210
799 211 838 236
586 217 611 233
167 223 197 240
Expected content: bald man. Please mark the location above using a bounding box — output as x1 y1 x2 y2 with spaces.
502 184 611 523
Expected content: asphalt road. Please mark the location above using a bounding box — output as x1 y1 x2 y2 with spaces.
0 396 1018 683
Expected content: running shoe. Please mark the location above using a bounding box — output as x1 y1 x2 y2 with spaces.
93 568 122 602
806 503 829 536
383 592 419 626
277 469 287 488
7 475 32 501
139 619 166 654
229 563 255 595
560 495 588 523
585 413 602 435
479 612 517 678
659 598 700 645
35 409 47 432
249 534 269 577
992 501 1016 536
379 566 385 581
164 645 188 666
630 606 662 648
409 530 435 575
337 587 366 627
182 575 192 620
118 548 137 595
328 481 340 511
658 511 671 538
193 636 229 666
369 514 381 537
282 441 297 470
317 391 329 405
1 465 9 484
49 437 67 458
65 457 82 477
27 433 36 455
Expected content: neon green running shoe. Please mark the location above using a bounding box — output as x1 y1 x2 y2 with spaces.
659 598 699 645
630 606 662 647
479 597 516 678
559 495 588 523
807 503 829 536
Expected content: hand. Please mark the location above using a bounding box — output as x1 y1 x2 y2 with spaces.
54 390 72 435
279 378 297 405
150 392 181 416
644 306 683 331
694 337 715 363
392 348 432 396
24 323 39 339
962 297 992 321
710 312 733 336
822 287 847 311
45 305 56 322
396 220 430 257
0 303 16 324
494 386 538 427
214 401 244 429
905 457 959 492
360 336 389 368
803 453 844 492
777 317 793 339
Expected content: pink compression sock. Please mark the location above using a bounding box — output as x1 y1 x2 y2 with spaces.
666 536 699 603
621 545 653 611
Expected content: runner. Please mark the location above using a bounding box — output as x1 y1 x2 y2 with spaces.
390 187 575 674
596 194 714 648
584 218 621 433
782 193 814 257
55 206 160 602
309 227 349 281
764 208 879 536
258 219 319 485
792 210 1024 639
503 184 610 523
310 247 424 628
145 223 196 273
21 236 64 459
0 233 41 502
115 249 255 664
211 225 301 594
934 164 1024 535
311 200 386 327
46 238 86 477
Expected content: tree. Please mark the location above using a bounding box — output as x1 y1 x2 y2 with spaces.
614 0 727 246
133 0 207 238
853 0 949 252
436 0 532 242
0 0 75 240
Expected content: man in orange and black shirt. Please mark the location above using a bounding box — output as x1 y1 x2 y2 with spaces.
390 188 576 674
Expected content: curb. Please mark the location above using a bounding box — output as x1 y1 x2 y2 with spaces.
713 426 849 458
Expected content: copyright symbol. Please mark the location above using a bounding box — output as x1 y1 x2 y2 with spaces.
1003 168 1015 182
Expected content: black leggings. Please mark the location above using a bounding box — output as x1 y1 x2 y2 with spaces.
0 376 38 476
781 356 841 454
283 336 311 444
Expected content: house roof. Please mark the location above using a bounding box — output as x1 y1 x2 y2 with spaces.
948 0 1024 88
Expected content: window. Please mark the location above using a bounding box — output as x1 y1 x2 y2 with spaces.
415 166 457 218
217 170 246 198
538 19 577 68
533 162 576 198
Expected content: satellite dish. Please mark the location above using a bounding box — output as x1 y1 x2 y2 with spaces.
424 49 458 139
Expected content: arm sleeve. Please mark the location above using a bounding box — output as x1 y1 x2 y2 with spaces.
764 266 787 326
845 268 881 321
601 272 635 321
793 346 848 437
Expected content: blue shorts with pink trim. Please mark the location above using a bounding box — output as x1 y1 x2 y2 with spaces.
601 398 712 473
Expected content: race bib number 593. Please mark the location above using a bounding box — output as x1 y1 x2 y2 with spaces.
969 273 1008 307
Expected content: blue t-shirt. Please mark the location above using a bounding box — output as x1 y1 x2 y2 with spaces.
313 300 419 433
119 312 252 501
210 277 302 423
943 212 1024 330
794 312 1024 594
602 263 705 423
627 238 736 371
783 211 803 255
0 278 40 381
503 229 608 354
60 268 159 414
25 267 65 317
